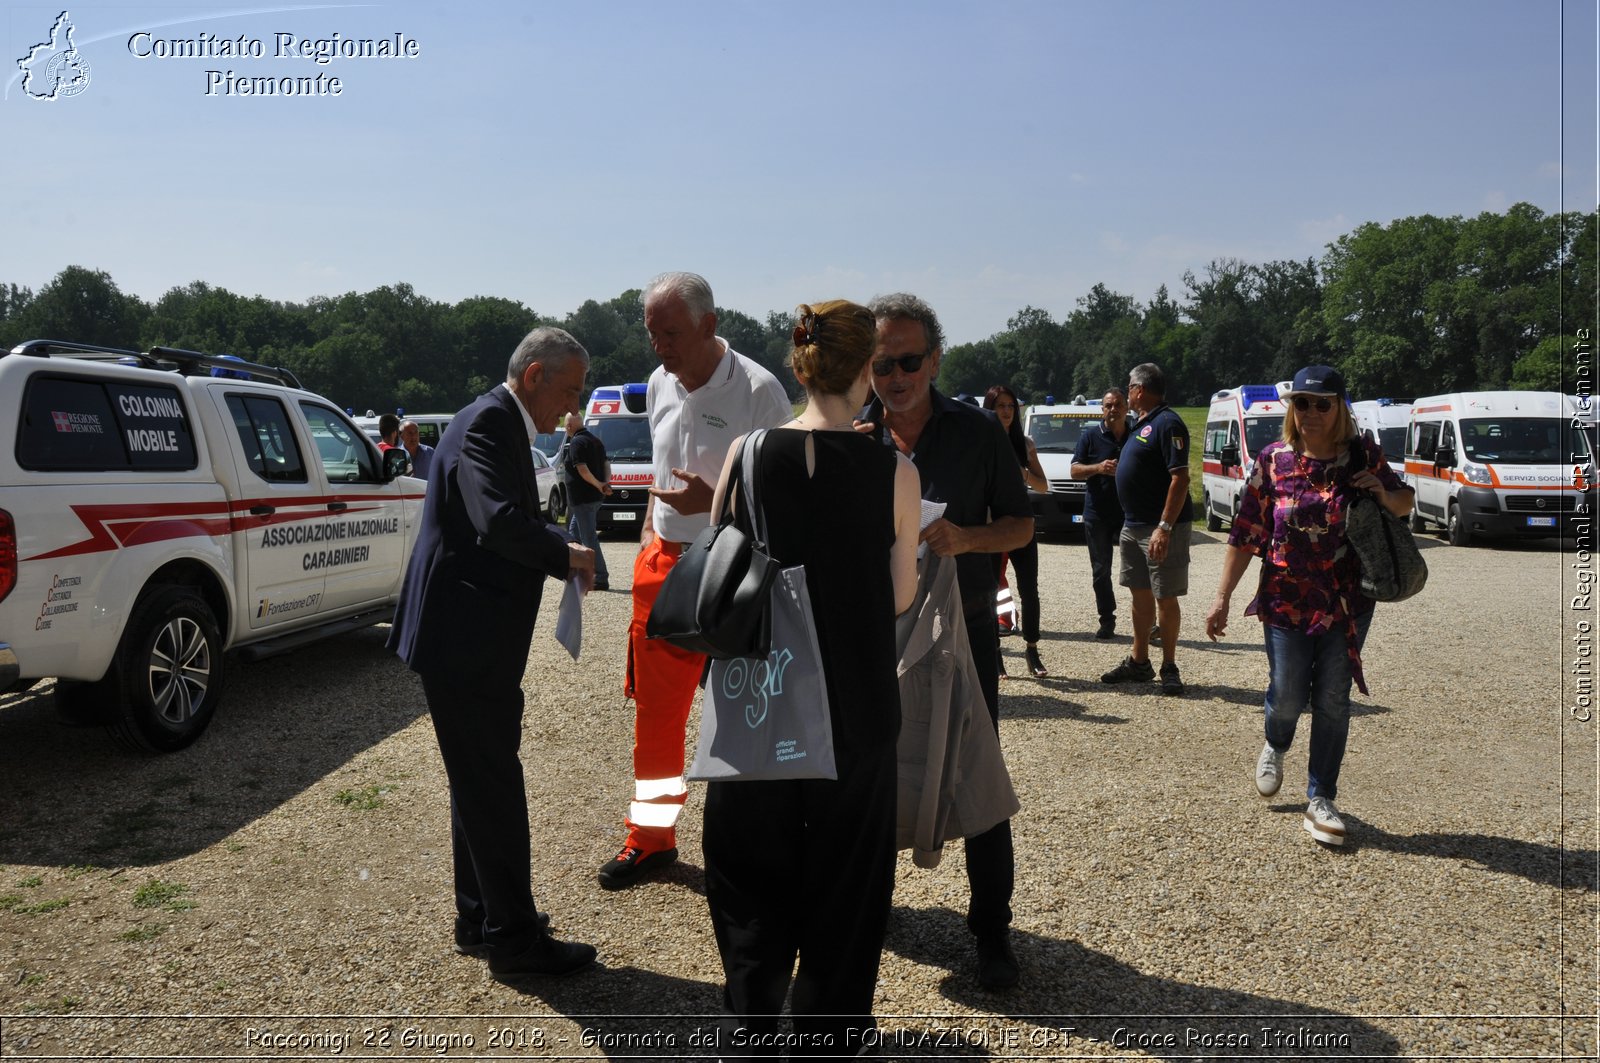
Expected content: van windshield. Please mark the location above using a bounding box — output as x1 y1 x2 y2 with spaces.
1244 416 1281 460
590 417 652 462
1460 417 1589 465
1029 414 1098 453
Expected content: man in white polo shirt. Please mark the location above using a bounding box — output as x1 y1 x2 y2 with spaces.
599 271 792 890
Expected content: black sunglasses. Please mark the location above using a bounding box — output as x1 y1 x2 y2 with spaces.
872 353 928 377
1292 396 1335 413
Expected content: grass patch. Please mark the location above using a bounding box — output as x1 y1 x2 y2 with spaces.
1175 405 1207 513
19 972 44 987
132 879 194 911
118 924 167 942
63 865 99 880
13 898 70 914
334 786 388 811
224 841 247 853
16 875 43 888
0 893 23 911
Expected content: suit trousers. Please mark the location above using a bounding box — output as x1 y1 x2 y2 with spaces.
421 670 542 957
962 609 1015 937
703 740 898 1059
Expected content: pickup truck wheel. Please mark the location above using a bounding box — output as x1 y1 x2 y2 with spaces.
1205 494 1222 532
1446 501 1473 548
111 587 225 753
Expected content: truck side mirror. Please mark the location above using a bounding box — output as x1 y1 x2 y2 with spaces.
1219 443 1240 469
1433 444 1456 470
382 447 411 482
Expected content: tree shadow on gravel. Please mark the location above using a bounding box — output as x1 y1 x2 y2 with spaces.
1344 819 1598 893
881 905 1405 1060
0 625 425 868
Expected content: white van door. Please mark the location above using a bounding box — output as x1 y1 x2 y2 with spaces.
295 400 414 614
219 391 328 631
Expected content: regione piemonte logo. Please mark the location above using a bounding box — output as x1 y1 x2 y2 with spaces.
17 10 91 101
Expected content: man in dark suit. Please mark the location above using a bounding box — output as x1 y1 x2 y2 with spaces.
388 327 598 981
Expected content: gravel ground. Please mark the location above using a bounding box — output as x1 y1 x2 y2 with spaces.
0 528 1595 1062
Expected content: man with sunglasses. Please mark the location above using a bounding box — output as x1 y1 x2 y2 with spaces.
861 292 1033 991
1102 362 1192 696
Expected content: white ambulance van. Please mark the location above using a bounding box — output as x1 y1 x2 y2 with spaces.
1350 399 1412 482
1200 384 1288 531
575 383 651 534
1022 401 1106 534
1405 391 1594 546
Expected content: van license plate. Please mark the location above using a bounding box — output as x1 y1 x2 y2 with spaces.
1071 514 1084 524
1526 516 1557 527
613 511 636 522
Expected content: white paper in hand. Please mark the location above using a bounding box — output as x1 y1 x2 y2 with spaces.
917 499 947 559
554 575 584 659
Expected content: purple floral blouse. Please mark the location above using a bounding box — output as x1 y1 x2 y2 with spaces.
1226 435 1403 692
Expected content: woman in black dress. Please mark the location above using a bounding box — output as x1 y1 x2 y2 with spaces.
703 300 920 1058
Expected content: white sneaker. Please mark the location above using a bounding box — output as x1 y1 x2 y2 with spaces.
1303 796 1346 845
1255 743 1284 797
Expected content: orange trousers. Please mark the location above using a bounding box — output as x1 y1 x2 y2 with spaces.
622 537 707 852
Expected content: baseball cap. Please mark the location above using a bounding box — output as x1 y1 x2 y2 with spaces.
1287 365 1347 398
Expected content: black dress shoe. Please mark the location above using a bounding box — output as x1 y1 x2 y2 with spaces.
597 845 678 890
1095 619 1115 639
455 912 549 957
975 931 1020 990
488 932 597 980
593 581 609 591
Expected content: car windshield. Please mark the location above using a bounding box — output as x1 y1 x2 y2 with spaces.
1377 426 1407 463
1460 417 1589 465
1244 416 1282 460
590 417 652 462
1029 414 1098 452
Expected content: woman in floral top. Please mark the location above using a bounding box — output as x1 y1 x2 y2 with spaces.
1204 366 1413 846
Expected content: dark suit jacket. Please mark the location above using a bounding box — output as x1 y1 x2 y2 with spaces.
388 386 571 685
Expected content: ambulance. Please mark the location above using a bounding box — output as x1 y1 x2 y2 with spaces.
1200 384 1289 530
1350 398 1412 482
578 383 652 533
1405 391 1595 546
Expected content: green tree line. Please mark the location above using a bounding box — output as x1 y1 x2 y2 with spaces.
1 203 1592 414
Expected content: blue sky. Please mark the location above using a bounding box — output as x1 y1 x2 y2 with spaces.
2 0 1595 345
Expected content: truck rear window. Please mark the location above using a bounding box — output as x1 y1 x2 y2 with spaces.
17 375 198 472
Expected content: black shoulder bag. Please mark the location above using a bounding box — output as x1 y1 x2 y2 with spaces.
1343 439 1427 603
645 431 780 658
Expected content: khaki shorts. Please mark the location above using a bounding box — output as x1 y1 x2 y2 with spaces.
1118 522 1191 598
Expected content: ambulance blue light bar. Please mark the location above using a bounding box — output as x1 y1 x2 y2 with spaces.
1239 386 1282 409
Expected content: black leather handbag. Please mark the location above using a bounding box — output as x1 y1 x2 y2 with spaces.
646 431 780 659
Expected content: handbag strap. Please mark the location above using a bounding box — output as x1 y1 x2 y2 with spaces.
739 429 770 548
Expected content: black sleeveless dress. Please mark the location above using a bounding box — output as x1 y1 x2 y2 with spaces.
741 427 901 752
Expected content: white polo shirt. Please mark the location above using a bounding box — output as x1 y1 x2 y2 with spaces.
648 340 792 543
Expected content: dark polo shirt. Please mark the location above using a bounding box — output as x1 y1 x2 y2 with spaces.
1072 421 1127 525
1115 404 1194 526
863 388 1032 613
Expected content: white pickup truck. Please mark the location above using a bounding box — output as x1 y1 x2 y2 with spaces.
0 340 423 752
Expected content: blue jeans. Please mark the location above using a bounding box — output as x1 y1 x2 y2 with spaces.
568 500 608 584
1262 611 1373 801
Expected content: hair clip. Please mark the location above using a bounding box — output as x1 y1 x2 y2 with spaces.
794 306 819 347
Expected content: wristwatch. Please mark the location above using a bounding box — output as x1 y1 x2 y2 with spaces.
1157 520 1173 532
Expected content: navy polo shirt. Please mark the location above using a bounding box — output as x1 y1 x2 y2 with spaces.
1115 405 1193 526
1071 421 1127 525
863 388 1032 613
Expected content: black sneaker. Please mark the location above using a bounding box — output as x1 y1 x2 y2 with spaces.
1159 661 1185 696
1100 655 1154 684
597 845 678 890
487 932 597 981
1094 619 1115 639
